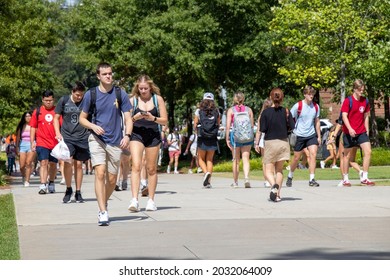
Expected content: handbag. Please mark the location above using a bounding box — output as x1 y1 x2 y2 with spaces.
50 140 71 162
288 132 297 147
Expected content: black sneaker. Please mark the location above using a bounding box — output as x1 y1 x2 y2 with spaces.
203 172 211 187
270 184 279 202
286 177 293 187
75 191 84 203
63 187 73 203
115 184 122 191
309 179 320 187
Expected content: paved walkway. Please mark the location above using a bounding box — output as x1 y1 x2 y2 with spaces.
6 171 390 260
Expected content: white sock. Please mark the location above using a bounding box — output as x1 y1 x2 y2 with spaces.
343 174 349 182
362 172 368 180
310 174 315 181
288 171 294 178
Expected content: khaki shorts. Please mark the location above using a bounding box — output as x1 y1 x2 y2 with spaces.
88 134 121 175
263 139 290 164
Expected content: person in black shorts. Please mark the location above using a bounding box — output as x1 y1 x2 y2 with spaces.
128 75 168 212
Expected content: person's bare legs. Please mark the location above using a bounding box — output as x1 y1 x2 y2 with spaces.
232 147 240 183
94 164 107 211
144 146 160 201
130 141 145 200
74 160 84 191
241 145 251 179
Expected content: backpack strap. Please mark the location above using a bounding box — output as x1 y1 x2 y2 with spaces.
313 101 319 114
62 95 70 112
115 86 122 109
132 96 138 117
297 100 303 118
89 87 97 123
152 93 160 117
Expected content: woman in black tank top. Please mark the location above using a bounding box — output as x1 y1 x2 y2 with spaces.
128 75 168 213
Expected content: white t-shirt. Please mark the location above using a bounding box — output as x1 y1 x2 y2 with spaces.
168 133 182 151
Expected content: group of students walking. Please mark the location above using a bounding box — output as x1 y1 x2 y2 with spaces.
14 63 375 225
255 80 375 202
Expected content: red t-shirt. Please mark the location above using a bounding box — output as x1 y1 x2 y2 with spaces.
341 96 370 135
29 106 58 149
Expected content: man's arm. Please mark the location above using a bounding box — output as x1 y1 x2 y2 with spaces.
53 114 62 140
79 111 105 136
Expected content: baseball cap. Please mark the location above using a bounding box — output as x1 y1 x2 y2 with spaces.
203 92 214 100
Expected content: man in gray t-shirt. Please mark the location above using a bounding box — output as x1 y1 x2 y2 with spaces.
54 81 90 204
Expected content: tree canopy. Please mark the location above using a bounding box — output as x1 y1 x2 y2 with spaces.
1 0 389 136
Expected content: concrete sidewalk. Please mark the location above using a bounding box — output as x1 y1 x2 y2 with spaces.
7 171 390 260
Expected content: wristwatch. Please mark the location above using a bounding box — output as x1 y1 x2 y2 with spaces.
154 117 157 122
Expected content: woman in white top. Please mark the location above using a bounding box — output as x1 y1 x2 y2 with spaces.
255 98 273 187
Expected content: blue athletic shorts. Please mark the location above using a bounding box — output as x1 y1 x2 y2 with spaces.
36 146 58 163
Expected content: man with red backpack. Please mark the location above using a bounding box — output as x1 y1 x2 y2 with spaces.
286 85 322 187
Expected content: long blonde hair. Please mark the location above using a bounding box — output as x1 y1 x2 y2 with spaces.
130 74 161 98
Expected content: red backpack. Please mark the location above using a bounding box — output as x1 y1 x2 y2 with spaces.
295 100 319 120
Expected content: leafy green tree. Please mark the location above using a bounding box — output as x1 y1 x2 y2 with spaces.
0 0 61 134
270 0 390 103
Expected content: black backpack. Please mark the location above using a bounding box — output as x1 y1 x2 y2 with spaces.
198 109 219 139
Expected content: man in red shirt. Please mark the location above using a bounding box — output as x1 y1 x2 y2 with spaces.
341 79 374 186
30 90 59 194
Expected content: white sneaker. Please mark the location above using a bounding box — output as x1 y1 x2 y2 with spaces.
188 169 193 174
337 180 344 187
230 182 239 188
98 211 109 226
38 183 47 194
331 165 340 169
174 171 179 174
145 199 157 211
264 181 272 187
166 167 171 174
128 198 139 212
48 182 55 193
60 178 66 185
197 167 202 173
320 161 325 169
24 181 30 187
359 170 363 181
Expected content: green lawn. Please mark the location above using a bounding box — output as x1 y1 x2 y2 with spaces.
0 193 20 260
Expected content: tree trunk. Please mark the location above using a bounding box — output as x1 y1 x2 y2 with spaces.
368 87 379 147
340 61 346 103
384 95 390 129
